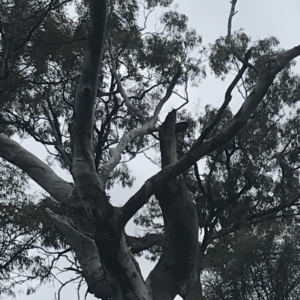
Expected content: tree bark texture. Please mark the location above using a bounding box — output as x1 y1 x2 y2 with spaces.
1 0 300 299
147 111 198 299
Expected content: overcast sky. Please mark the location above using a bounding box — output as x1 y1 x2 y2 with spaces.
14 0 300 299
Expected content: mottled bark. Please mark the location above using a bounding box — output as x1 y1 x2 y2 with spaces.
69 0 151 298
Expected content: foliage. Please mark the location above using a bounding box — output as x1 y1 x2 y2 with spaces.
0 0 300 299
203 221 300 299
134 28 300 299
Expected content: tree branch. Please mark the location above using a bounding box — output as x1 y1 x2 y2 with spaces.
126 233 164 254
120 44 300 226
99 68 182 184
227 0 258 73
146 111 198 299
45 208 111 299
71 0 112 215
152 66 182 119
68 4 153 297
42 104 72 170
198 48 252 144
0 134 80 207
109 40 146 120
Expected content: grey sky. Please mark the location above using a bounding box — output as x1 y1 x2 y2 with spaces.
13 0 300 299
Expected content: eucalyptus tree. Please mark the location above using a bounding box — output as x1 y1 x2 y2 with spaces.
1 0 300 299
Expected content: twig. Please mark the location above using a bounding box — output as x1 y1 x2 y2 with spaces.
109 38 146 120
227 0 258 73
42 104 72 169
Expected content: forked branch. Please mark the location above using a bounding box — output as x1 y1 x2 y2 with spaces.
120 44 300 226
99 68 182 183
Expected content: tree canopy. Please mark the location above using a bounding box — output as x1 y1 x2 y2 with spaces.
1 0 300 299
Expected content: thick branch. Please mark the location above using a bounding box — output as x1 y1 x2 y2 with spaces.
126 233 164 254
94 229 152 300
71 0 111 215
45 208 111 299
120 45 300 226
69 2 153 298
147 111 198 299
0 134 80 207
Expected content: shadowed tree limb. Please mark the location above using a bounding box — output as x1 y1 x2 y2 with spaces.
69 1 153 298
146 111 198 299
120 44 300 226
198 48 253 145
126 233 164 254
46 208 111 299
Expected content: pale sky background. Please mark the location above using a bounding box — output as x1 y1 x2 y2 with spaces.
9 0 300 299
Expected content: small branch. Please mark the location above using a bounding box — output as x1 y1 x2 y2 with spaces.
109 40 146 120
227 0 238 39
129 83 163 101
248 200 296 224
94 95 121 169
152 66 182 120
97 89 119 97
100 68 182 183
227 0 258 73
42 104 72 169
198 48 252 144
